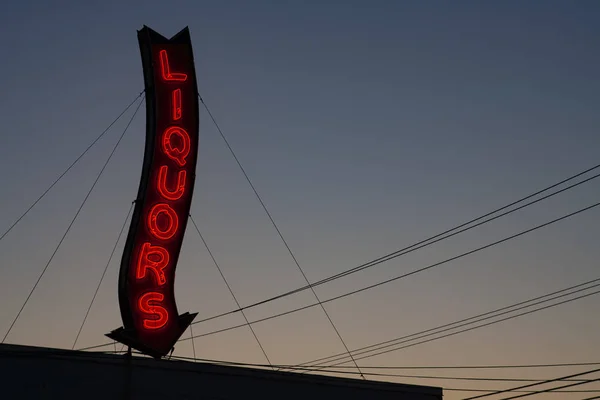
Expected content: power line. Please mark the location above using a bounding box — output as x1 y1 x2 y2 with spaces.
179 283 599 371
191 164 600 326
5 348 599 397
288 171 600 292
498 377 600 399
160 355 600 394
464 367 600 400
182 287 600 370
334 373 593 384
458 388 600 394
449 387 600 394
14 346 600 375
1 98 144 344
199 94 364 377
147 354 600 394
162 355 597 383
71 201 135 349
451 387 600 394
0 91 144 245
297 278 600 366
181 200 600 341
188 214 274 368
138 353 600 373
293 279 600 369
189 323 197 361
74 344 600 391
310 288 600 371
311 362 600 370
77 342 118 351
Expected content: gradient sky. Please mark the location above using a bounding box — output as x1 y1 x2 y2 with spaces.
1 1 599 398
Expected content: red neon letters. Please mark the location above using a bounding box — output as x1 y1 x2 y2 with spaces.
136 242 169 285
157 166 186 201
147 203 179 240
159 50 187 82
172 89 182 121
139 292 169 329
135 48 191 330
162 126 190 167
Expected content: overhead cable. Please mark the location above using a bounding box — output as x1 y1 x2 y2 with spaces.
0 91 144 244
498 377 600 399
1 98 144 344
189 214 274 368
293 280 600 369
464 367 600 399
191 165 600 326
304 288 600 371
71 201 135 349
200 94 364 376
181 201 600 341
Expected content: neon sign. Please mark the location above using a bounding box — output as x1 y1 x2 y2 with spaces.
107 26 198 358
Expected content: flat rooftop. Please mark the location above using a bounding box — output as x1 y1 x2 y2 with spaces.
0 343 442 399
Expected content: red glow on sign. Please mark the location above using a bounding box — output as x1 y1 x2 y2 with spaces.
157 166 186 201
159 50 187 82
121 41 198 352
139 292 169 329
109 28 199 358
148 203 179 240
162 126 190 167
172 89 182 120
136 242 170 285
130 46 196 336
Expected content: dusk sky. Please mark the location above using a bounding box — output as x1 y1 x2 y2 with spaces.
1 1 599 398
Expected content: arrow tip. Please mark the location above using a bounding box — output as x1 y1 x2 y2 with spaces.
106 312 197 359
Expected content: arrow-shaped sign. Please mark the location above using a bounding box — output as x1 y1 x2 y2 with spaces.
107 26 199 358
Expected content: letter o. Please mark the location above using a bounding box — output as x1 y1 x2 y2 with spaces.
148 203 179 240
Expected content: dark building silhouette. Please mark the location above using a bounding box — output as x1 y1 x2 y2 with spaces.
0 343 442 399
